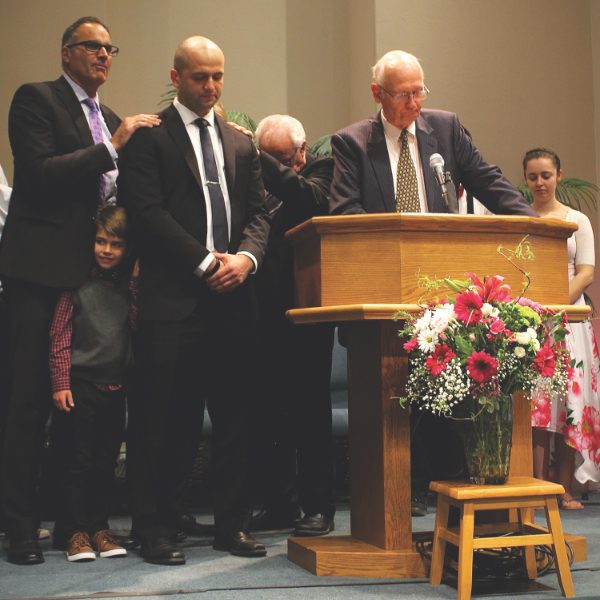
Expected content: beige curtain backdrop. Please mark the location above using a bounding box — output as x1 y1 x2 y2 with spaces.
0 0 598 304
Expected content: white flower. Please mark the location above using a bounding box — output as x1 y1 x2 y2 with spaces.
514 346 526 358
417 330 438 353
527 327 538 340
530 338 540 351
481 302 494 317
415 310 432 333
515 331 531 345
469 333 476 341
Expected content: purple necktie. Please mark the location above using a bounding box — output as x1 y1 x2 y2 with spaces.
82 97 108 205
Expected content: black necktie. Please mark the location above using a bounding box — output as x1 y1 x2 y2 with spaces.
196 118 228 252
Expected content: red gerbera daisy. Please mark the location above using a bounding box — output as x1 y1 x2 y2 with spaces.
425 344 456 376
454 291 483 325
466 351 498 383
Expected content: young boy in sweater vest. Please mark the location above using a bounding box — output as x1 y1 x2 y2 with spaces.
49 206 136 561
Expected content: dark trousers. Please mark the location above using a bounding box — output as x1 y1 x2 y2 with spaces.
128 303 256 540
253 319 335 519
1 278 58 540
50 379 125 541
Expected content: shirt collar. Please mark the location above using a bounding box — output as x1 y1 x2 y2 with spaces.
63 72 100 106
173 97 215 127
380 110 416 139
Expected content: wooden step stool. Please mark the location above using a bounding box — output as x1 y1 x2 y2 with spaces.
429 476 575 600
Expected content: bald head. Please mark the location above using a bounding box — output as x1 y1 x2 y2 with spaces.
173 36 223 72
171 35 225 116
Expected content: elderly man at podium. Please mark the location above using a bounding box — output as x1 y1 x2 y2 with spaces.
329 50 535 218
329 50 536 515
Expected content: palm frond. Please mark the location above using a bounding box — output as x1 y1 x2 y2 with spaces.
308 134 332 158
226 111 256 133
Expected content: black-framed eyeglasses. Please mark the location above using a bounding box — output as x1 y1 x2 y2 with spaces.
65 41 119 56
378 84 429 102
280 147 302 167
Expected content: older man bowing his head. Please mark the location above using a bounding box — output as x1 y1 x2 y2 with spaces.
329 50 535 216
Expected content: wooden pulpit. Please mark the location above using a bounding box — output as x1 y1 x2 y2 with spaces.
284 214 588 578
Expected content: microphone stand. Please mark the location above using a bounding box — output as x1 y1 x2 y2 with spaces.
441 171 459 214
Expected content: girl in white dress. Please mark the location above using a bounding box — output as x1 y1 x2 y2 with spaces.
526 148 600 510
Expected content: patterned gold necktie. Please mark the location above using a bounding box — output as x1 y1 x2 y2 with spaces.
395 129 420 212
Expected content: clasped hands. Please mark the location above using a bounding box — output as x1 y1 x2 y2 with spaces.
206 252 253 293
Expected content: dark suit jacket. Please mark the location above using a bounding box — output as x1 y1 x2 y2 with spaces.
257 152 332 316
329 109 536 216
0 76 121 288
118 104 270 322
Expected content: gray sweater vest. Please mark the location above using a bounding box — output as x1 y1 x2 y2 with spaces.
71 277 132 385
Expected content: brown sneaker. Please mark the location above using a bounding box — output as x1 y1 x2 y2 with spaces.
92 529 127 558
66 531 96 562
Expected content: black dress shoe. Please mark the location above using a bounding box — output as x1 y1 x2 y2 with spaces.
250 509 300 532
411 494 428 517
141 536 186 565
176 513 215 537
213 531 266 557
292 513 334 537
7 538 44 565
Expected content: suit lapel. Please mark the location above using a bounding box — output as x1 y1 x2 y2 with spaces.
367 113 396 212
415 114 445 212
53 76 94 146
163 104 204 190
215 115 236 195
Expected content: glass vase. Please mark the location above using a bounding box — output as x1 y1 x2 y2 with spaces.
461 394 512 485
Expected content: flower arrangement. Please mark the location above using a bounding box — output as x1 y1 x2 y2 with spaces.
396 272 571 483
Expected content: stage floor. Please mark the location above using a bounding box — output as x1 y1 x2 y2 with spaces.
1 494 600 600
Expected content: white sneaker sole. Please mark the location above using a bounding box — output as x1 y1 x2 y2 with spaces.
67 551 96 562
99 547 127 558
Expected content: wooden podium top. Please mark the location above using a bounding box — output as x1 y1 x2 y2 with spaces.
285 213 582 319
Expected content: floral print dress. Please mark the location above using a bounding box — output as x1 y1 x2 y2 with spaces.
531 208 600 483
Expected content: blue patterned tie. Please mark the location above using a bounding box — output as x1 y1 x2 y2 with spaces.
197 118 228 252
82 98 107 205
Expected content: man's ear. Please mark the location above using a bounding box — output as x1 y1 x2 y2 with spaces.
370 82 382 104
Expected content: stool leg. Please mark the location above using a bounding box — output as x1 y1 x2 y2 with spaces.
457 502 475 600
518 507 538 580
430 496 450 584
544 496 575 597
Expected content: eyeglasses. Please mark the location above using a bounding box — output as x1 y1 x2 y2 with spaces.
65 41 119 56
280 147 302 167
378 84 429 102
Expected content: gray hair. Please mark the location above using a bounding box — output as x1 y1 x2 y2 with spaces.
371 50 423 85
255 114 306 148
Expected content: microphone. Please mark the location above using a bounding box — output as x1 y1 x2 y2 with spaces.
429 153 459 214
429 153 446 186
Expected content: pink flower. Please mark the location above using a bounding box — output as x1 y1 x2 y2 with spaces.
531 390 551 427
454 291 483 324
489 318 507 336
580 406 600 451
564 425 583 451
533 342 556 377
466 272 512 303
517 296 543 313
403 338 418 352
466 351 498 383
425 344 456 376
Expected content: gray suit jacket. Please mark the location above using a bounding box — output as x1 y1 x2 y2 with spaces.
329 109 535 216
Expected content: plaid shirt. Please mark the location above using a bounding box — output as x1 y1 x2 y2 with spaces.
49 276 138 393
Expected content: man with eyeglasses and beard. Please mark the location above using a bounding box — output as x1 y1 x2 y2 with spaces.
0 16 159 565
329 50 536 517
